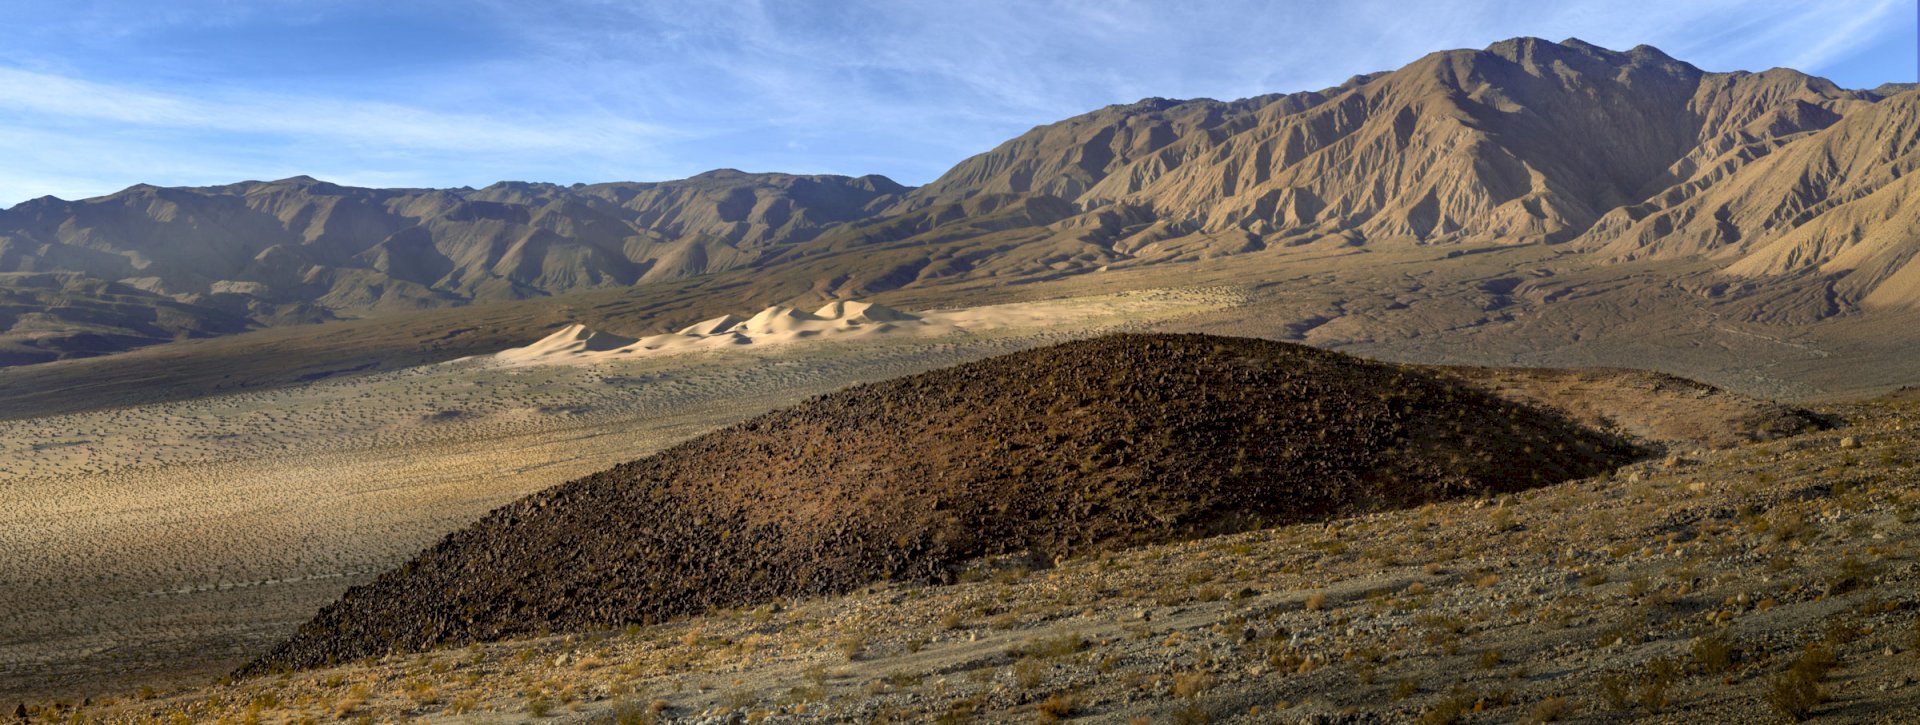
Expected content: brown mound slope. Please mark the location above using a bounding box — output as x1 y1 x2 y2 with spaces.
1429 366 1831 449
241 334 1643 674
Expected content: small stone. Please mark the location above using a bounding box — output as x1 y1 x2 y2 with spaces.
1135 609 1152 622
1840 436 1861 449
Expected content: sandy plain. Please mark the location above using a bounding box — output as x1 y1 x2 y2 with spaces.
10 240 1920 706
0 289 1240 700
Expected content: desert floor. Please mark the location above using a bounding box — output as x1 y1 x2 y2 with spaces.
0 290 1236 701
61 390 1920 724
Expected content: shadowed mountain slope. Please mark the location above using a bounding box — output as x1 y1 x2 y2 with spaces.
5 38 1917 365
1581 90 1920 316
0 172 905 357
241 333 1642 673
0 272 255 365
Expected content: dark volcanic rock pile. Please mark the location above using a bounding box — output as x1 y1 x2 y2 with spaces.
243 333 1643 674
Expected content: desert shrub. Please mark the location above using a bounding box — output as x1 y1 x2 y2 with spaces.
1825 556 1876 596
1033 692 1078 722
1169 702 1212 724
447 696 480 715
1013 658 1047 689
1392 678 1420 700
835 635 866 661
1527 696 1570 722
1009 633 1087 659
1763 671 1823 721
1691 630 1737 674
525 694 552 718
1173 671 1216 698
1792 645 1838 681
1821 619 1861 646
1597 672 1633 710
609 699 658 725
1421 694 1470 725
1637 657 1681 712
1763 644 1839 721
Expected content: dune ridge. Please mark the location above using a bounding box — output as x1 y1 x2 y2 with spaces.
487 298 1072 366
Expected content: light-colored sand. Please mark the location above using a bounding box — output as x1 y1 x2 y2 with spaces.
488 296 1208 368
490 324 640 366
0 288 1241 700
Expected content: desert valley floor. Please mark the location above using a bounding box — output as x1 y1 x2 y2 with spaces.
7 239 1920 712
0 289 1240 699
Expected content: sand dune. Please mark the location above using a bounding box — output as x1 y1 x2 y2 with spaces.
675 314 745 336
490 324 639 366
490 298 1120 366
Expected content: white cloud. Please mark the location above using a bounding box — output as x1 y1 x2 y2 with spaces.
1775 0 1906 73
1 0 1909 207
0 67 675 154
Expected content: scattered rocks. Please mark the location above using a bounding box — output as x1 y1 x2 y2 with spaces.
241 333 1644 675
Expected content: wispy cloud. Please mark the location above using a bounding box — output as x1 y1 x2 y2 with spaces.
0 0 1910 207
0 67 672 153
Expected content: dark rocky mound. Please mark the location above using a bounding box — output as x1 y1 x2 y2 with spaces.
242 334 1644 674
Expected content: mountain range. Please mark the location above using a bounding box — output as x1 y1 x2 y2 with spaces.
4 36 1917 365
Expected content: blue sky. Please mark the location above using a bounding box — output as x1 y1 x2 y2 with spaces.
0 0 1912 206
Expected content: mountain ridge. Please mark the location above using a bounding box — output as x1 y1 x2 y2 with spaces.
5 36 1918 364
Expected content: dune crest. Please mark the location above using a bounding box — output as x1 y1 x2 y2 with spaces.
491 300 941 366
491 324 640 366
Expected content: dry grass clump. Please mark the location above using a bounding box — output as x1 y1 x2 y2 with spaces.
1690 629 1737 674
1011 658 1049 689
1008 632 1087 659
834 635 866 661
1031 691 1079 722
1526 695 1570 722
1171 671 1215 699
1763 644 1839 721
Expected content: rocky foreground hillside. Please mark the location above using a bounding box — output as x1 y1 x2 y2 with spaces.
49 389 1920 723
241 334 1643 674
